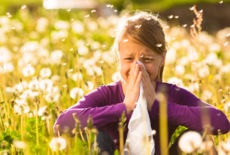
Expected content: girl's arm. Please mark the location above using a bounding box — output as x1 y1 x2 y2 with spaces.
149 84 230 135
53 85 127 136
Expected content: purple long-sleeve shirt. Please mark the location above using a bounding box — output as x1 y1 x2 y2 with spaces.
54 80 230 155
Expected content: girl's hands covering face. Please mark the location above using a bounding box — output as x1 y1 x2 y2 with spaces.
123 61 142 114
123 61 157 114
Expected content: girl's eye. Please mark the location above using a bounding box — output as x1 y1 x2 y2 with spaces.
126 58 133 60
144 58 153 61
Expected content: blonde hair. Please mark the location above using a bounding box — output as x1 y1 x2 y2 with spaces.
111 10 168 82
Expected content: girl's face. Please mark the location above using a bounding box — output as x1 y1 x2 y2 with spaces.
117 35 166 84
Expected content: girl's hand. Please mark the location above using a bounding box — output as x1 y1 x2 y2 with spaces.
123 61 142 114
140 65 157 111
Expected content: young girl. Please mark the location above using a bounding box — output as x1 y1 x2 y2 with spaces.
54 11 230 155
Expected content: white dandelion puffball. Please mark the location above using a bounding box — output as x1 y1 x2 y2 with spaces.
0 62 14 73
198 66 210 78
165 48 176 65
13 140 26 149
22 66 35 77
49 137 67 151
167 77 184 87
202 90 212 100
112 72 121 82
38 106 47 116
178 131 202 153
78 45 89 55
51 75 61 83
72 20 84 34
179 57 189 66
84 81 94 91
72 73 82 81
189 82 199 92
175 65 185 75
40 68 52 78
54 20 70 30
15 99 28 107
13 83 24 94
28 80 39 90
45 92 59 103
39 79 53 92
92 66 102 76
50 50 63 64
187 51 199 62
70 87 84 99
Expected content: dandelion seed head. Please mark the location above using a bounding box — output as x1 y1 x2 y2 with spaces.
70 87 84 99
179 131 202 153
49 137 67 151
13 140 26 149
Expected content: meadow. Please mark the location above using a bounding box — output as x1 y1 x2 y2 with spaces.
0 4 230 155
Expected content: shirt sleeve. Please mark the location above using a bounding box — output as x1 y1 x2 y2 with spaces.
53 86 127 136
149 84 230 135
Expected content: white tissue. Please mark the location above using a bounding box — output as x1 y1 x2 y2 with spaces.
126 61 155 155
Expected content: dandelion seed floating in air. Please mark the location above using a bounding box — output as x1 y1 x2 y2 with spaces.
114 10 117 12
91 10 96 13
66 9 71 12
183 24 187 27
102 45 106 47
156 44 162 47
224 42 228 46
85 15 89 18
190 25 195 28
135 25 142 29
174 16 179 19
165 25 169 29
123 39 128 42
62 39 65 41
226 33 230 37
168 15 173 19
140 55 144 58
21 5 26 9
189 6 195 10
62 85 67 88
71 19 74 21
219 1 223 4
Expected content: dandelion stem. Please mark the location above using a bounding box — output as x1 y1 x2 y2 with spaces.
21 112 23 141
118 122 124 155
88 130 92 153
159 91 168 155
36 103 39 145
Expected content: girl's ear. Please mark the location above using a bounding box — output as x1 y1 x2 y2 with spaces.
160 49 167 66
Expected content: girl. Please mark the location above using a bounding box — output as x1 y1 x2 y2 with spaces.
54 11 230 155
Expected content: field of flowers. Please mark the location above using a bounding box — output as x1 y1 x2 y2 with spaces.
0 4 230 155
